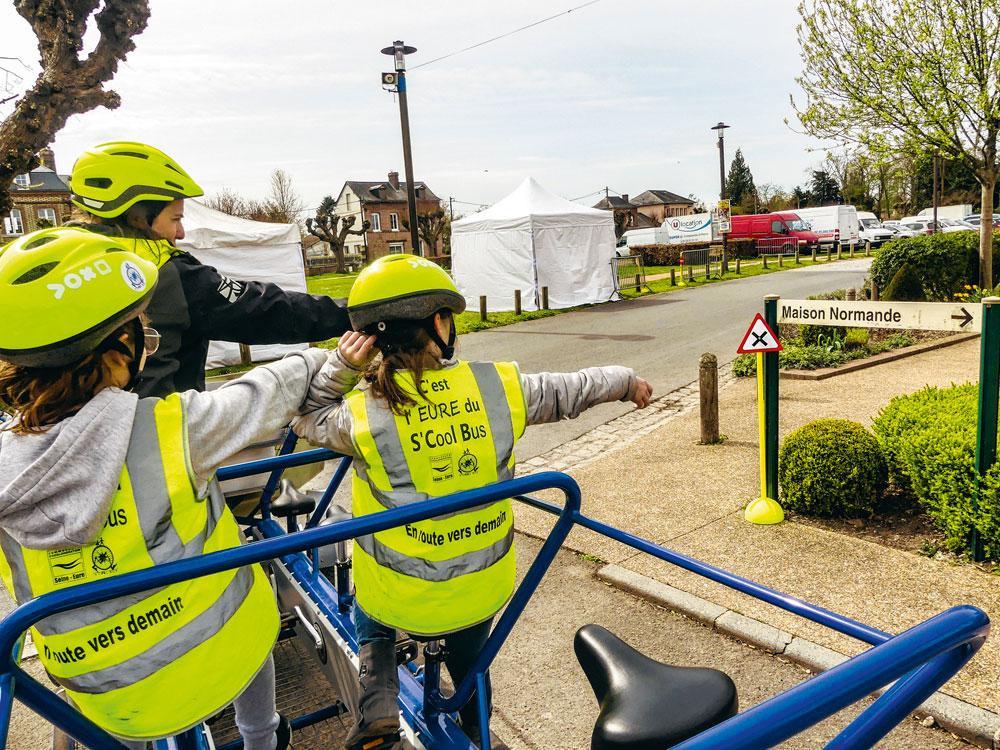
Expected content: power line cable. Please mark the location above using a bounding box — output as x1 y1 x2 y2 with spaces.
410 0 603 71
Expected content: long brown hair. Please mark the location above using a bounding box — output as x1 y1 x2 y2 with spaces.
0 323 136 434
364 313 451 415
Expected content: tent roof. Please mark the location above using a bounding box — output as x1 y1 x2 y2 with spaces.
179 200 301 249
453 177 612 232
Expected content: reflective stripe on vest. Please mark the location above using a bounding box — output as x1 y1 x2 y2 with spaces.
0 394 279 740
348 360 527 636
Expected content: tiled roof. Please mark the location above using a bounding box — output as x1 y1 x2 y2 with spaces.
632 189 693 206
10 167 69 193
592 196 635 210
345 180 440 204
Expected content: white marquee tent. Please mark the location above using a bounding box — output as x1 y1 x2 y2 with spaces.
176 200 308 368
450 177 617 311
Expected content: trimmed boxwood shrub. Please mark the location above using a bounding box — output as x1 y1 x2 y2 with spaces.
882 262 925 301
778 419 887 517
872 383 1000 557
870 233 1000 301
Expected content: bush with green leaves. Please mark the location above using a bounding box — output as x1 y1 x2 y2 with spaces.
778 419 887 517
882 262 925 301
872 383 999 558
870 233 1000 301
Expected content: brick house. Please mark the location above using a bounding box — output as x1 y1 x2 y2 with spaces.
334 171 442 260
2 148 72 244
631 189 695 224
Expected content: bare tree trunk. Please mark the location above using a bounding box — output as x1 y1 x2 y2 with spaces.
982 176 995 289
335 246 346 275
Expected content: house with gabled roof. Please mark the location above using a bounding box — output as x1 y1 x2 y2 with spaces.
2 148 72 244
631 189 695 225
334 171 442 260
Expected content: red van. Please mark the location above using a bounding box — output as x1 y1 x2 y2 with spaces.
728 212 819 251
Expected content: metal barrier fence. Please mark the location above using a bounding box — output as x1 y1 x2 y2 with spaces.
0 453 990 750
756 237 798 256
611 254 646 295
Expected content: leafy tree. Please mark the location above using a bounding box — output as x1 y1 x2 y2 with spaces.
402 207 451 256
792 185 812 208
795 0 1000 285
809 170 841 205
0 0 150 214
305 196 369 274
726 148 757 210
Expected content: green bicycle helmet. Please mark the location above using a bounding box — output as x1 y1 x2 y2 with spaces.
68 141 204 219
347 254 466 332
0 227 158 367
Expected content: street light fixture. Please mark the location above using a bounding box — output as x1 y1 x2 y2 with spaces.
711 121 731 274
381 40 421 255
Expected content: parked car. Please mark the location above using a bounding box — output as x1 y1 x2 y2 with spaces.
727 211 819 251
884 223 919 238
964 214 1000 229
794 205 860 247
856 211 894 247
939 218 977 233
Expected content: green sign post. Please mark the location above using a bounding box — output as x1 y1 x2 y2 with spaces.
972 297 1000 561
763 295 780 505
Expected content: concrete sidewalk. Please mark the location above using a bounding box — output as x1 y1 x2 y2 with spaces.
514 337 1000 720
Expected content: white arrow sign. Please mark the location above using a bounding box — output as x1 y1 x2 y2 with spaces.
777 299 981 333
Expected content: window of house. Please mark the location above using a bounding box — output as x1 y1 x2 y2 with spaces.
389 212 399 231
370 212 381 231
3 209 23 235
13 174 29 188
37 207 57 226
388 242 405 255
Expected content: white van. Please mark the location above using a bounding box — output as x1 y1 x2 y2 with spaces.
857 211 894 247
794 205 860 247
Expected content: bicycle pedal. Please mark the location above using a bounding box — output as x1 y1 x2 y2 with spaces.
395 639 418 665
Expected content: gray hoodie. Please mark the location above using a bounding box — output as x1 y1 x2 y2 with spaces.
0 348 347 551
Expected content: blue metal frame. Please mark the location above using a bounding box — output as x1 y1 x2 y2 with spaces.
0 453 989 750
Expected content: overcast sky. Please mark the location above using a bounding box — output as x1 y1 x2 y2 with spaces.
1 0 831 215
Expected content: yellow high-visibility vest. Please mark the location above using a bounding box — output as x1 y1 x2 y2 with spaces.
0 395 279 740
347 360 527 636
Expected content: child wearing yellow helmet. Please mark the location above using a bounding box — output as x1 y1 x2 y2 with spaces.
293 254 653 749
68 141 353 397
0 227 355 749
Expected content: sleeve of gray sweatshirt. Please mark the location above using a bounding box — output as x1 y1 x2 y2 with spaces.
182 348 349 488
520 365 636 425
290 353 366 457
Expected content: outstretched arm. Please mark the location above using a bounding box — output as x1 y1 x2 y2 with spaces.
520 366 652 426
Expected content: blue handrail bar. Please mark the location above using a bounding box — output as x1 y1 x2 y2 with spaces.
0 453 990 750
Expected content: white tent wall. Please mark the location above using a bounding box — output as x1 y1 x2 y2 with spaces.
175 201 309 368
451 178 616 312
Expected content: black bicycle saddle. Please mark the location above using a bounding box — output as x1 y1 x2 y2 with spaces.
575 624 738 749
270 479 318 518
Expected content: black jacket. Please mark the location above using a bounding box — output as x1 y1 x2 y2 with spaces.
138 251 350 397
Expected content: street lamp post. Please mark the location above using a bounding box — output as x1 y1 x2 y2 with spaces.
711 121 731 274
381 40 421 255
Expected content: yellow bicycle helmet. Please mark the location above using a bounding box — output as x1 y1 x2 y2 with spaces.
68 141 204 219
348 254 466 358
0 227 158 367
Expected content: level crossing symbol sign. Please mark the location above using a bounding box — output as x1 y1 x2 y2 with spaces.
737 313 783 354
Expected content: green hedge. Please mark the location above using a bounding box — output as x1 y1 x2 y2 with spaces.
872 383 1000 558
778 419 887 517
870 233 1000 301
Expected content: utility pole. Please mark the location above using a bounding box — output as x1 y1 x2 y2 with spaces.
449 196 454 222
712 122 731 274
382 40 421 255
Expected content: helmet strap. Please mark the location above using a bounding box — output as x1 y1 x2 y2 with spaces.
97 319 145 392
422 313 456 360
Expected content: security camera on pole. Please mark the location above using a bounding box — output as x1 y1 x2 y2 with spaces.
381 40 422 256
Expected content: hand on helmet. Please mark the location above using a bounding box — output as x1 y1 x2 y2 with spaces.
338 331 377 369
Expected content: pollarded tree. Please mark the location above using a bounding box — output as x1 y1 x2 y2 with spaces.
403 208 451 256
726 148 757 210
0 0 150 214
306 196 369 274
795 0 1000 286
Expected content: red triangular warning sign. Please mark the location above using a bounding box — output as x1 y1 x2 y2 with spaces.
737 313 783 354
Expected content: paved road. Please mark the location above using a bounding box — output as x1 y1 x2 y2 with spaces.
459 258 872 459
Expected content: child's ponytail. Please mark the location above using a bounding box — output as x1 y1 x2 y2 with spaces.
364 312 452 415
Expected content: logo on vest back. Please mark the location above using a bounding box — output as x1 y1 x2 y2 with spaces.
458 449 479 476
429 453 454 482
90 539 116 575
48 548 85 585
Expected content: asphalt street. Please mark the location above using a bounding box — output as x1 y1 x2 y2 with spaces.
458 258 873 459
